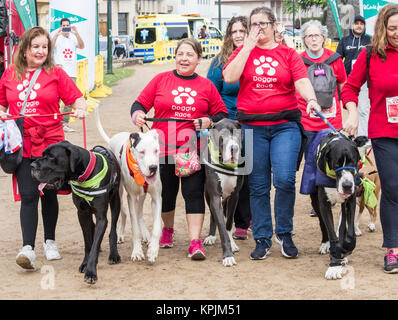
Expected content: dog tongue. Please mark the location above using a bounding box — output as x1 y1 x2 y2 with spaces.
38 183 47 193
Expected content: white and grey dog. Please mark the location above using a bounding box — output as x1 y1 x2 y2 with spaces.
95 106 162 263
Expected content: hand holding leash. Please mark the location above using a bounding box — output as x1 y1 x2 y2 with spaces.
342 102 359 137
72 97 87 119
132 110 147 128
306 99 321 116
193 117 212 131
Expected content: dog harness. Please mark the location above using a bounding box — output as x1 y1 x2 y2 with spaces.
70 152 109 202
202 137 240 176
121 141 149 193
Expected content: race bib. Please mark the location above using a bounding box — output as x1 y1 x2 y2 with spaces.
386 96 398 123
310 98 337 119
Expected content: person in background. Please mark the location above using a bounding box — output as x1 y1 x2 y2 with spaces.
223 7 321 261
336 15 371 137
207 16 252 240
131 38 228 260
0 27 86 270
198 25 210 39
341 4 398 274
113 39 127 59
297 20 347 217
51 18 85 133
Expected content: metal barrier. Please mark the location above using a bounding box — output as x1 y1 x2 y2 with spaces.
152 39 222 64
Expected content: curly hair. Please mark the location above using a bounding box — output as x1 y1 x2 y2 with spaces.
215 16 248 67
14 27 54 81
371 4 398 61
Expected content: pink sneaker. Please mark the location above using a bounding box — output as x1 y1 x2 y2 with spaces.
233 228 248 240
188 239 206 260
159 227 174 248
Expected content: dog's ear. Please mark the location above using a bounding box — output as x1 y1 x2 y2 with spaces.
129 132 141 149
354 136 369 148
60 141 82 173
232 120 241 129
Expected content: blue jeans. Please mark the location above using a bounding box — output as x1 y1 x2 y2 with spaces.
242 122 301 242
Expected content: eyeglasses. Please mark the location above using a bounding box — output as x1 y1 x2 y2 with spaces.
305 34 322 40
250 22 273 29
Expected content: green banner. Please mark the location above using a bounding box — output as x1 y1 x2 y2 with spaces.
328 0 342 40
363 0 393 19
49 8 87 32
13 0 37 30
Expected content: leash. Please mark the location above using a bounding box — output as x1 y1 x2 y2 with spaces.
0 111 87 150
314 110 341 135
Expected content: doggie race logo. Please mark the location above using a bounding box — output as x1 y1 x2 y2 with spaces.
16 80 41 113
63 48 74 60
171 87 197 118
252 56 279 89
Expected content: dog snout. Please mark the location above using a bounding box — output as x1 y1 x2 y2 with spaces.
342 180 353 193
31 161 39 170
149 165 158 174
231 144 239 156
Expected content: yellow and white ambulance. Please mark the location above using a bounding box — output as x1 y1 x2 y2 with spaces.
133 14 223 62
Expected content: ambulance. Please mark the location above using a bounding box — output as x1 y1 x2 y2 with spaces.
133 14 223 61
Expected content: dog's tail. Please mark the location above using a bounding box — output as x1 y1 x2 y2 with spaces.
95 105 110 144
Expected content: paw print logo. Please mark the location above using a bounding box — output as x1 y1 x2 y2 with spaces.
17 80 41 101
253 56 279 76
172 87 197 105
63 48 73 59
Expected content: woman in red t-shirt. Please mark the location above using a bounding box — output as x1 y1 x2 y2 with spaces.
297 20 347 217
223 6 321 261
342 4 398 274
0 27 86 270
131 38 228 260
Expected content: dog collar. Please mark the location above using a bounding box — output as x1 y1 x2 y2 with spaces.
70 152 108 201
208 138 238 170
78 152 96 183
125 140 149 191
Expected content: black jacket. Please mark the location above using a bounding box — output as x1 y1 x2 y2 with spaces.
336 28 371 76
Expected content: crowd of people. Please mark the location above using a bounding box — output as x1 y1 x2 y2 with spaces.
0 4 398 276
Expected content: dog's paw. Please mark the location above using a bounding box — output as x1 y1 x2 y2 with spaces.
130 249 145 261
230 240 240 253
108 253 121 265
222 256 237 267
78 261 87 273
84 271 98 284
368 222 376 232
355 227 362 236
117 234 125 244
146 242 159 264
325 265 347 280
319 241 330 255
204 235 216 246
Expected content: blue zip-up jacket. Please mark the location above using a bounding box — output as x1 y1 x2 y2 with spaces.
207 55 240 120
336 27 371 76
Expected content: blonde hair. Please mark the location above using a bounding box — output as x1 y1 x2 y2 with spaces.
14 26 54 80
371 4 398 61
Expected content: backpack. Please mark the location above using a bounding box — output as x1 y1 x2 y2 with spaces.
302 53 341 109
365 45 372 88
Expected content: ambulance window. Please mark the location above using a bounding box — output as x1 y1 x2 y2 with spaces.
209 27 223 40
135 28 156 44
167 27 189 40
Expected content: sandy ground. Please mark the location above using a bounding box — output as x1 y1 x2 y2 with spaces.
0 60 395 301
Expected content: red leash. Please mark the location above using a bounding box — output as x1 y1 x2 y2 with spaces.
0 111 87 150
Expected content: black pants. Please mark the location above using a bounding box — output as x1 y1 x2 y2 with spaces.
234 175 251 229
372 138 398 248
160 158 205 214
15 157 59 249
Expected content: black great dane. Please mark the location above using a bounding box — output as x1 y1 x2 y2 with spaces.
31 141 121 284
311 132 361 280
203 118 244 266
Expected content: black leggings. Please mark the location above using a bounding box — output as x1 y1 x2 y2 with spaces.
15 157 59 249
160 158 205 214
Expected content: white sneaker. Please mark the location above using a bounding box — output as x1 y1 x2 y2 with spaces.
63 124 75 133
43 240 62 261
16 245 36 270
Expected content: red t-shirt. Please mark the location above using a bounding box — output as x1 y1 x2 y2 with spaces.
224 44 308 125
297 49 347 132
136 70 227 157
0 65 82 157
341 46 398 139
